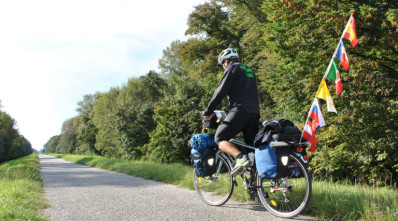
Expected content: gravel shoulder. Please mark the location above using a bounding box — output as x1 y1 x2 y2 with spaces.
39 154 309 221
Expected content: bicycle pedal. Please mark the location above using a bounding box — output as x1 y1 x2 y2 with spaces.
237 170 245 175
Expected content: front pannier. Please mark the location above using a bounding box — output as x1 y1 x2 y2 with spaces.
190 134 217 177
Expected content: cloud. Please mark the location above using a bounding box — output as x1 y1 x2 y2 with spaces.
0 0 204 150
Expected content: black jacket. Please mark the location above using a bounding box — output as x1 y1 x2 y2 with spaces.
204 62 260 116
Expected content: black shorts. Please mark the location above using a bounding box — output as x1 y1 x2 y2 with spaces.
214 111 260 146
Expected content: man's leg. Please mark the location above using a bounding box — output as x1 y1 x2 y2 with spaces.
215 112 251 175
214 112 243 157
242 113 260 146
218 140 240 158
218 140 249 175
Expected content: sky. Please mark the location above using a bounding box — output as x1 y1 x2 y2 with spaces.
0 0 205 151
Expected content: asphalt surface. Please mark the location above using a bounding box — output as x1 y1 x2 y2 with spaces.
39 154 310 221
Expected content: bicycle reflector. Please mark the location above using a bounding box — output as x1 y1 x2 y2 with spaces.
281 156 289 166
198 177 203 184
296 147 304 152
207 158 214 166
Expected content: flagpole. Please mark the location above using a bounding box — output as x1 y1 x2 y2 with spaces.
341 13 354 40
322 57 335 80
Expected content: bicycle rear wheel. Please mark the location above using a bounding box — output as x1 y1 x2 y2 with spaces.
193 154 234 206
256 154 311 218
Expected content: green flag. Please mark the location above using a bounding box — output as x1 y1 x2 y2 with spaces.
327 60 343 95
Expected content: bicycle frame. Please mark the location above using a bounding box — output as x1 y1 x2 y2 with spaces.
214 151 234 176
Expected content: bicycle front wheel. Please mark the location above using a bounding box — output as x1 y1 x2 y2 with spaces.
256 154 311 218
193 154 234 206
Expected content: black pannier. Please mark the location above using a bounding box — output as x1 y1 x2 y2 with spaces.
254 119 304 148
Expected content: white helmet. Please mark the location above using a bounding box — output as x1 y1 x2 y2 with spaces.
217 48 239 65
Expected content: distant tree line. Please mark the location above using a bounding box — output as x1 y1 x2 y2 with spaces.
0 100 33 163
43 0 397 186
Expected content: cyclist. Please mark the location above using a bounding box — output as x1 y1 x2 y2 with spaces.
203 48 260 175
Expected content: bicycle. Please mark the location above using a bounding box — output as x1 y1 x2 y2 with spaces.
192 110 312 219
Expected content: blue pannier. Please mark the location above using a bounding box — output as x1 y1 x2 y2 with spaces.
190 134 217 177
191 148 216 177
190 134 216 151
255 139 290 179
255 140 277 178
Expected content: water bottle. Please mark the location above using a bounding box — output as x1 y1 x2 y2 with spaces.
248 152 255 166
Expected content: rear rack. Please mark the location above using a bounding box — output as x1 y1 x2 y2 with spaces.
229 138 307 149
270 141 308 148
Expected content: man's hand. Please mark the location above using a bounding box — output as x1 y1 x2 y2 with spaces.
203 114 213 120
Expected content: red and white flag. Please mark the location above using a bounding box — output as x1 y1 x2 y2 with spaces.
302 119 318 153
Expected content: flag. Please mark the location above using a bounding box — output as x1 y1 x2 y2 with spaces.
309 98 326 131
334 40 349 70
327 60 343 95
343 16 358 47
302 119 317 152
316 80 337 113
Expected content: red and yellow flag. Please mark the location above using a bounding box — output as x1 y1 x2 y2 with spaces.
343 16 357 47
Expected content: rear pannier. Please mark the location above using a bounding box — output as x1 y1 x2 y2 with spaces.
254 119 305 179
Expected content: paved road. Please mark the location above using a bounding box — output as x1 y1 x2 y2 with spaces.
40 154 307 221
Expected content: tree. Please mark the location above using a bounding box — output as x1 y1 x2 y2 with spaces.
76 93 102 155
186 1 232 41
139 71 168 104
57 117 80 154
143 76 204 163
0 111 33 162
43 135 61 153
91 87 122 157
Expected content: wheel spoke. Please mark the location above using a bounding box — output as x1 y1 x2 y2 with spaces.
193 154 234 206
256 154 311 218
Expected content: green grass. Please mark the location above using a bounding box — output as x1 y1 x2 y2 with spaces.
309 180 397 220
50 154 397 220
0 154 49 221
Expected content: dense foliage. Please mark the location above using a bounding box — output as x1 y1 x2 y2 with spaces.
43 0 397 186
0 101 33 163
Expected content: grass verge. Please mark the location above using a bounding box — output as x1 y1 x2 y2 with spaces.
0 154 48 220
50 154 397 220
